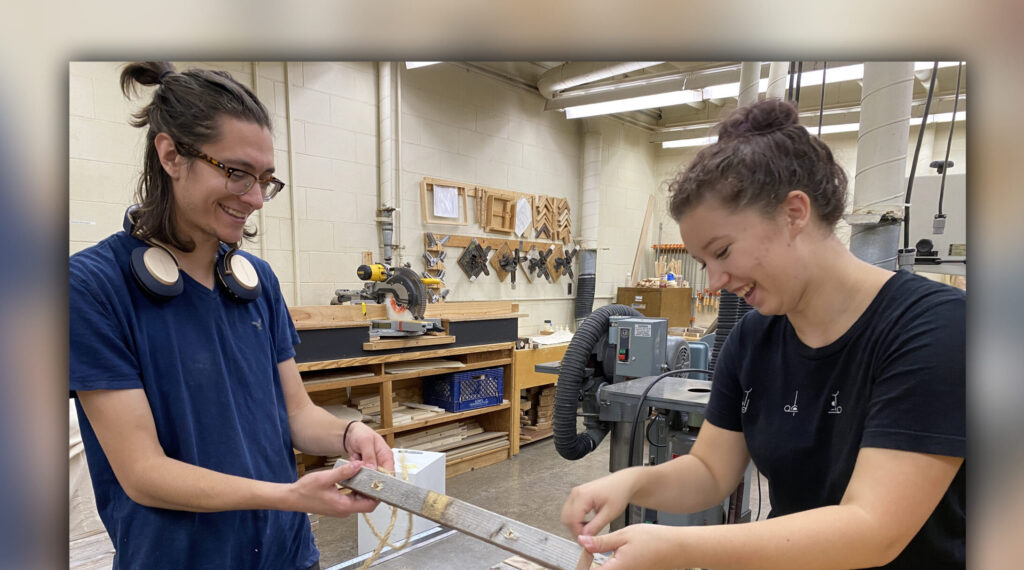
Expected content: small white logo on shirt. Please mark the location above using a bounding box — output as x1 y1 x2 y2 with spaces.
741 388 752 414
784 391 799 416
252 318 263 330
828 391 843 415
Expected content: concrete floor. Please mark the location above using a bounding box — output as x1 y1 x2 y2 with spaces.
315 432 772 569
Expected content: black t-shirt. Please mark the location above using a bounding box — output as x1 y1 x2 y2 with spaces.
705 270 965 568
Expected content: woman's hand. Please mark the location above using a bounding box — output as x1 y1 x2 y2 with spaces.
577 524 682 570
561 470 639 537
345 421 395 473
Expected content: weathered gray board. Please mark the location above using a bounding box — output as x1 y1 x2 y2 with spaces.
336 461 585 569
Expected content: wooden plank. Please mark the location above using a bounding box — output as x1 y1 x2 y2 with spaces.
379 401 511 436
382 358 510 383
334 459 586 569
362 334 456 351
291 301 520 331
433 430 507 452
295 342 514 372
446 438 511 460
441 234 570 254
423 300 520 317
630 194 656 287
445 313 528 323
290 305 376 330
446 446 511 477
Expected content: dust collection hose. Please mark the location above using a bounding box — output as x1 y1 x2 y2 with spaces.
554 304 643 460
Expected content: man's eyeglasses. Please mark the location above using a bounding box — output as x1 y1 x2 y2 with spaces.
180 144 286 201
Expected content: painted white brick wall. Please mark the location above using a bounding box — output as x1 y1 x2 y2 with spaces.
68 61 669 335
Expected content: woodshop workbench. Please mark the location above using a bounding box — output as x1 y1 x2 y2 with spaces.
290 301 523 477
511 343 568 454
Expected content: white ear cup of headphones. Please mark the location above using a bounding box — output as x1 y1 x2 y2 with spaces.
130 243 184 300
228 254 259 291
216 246 262 302
124 205 260 303
142 247 180 286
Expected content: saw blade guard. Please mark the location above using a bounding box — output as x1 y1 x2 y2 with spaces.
385 266 429 319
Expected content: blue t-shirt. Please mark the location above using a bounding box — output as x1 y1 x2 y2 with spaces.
705 270 965 568
69 231 317 569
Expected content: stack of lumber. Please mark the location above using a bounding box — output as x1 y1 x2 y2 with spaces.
519 386 556 443
391 402 447 426
350 393 383 427
354 386 428 427
394 420 510 461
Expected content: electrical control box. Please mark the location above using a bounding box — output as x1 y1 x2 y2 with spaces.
609 316 668 378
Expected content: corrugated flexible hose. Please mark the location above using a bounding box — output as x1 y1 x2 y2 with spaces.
554 303 643 460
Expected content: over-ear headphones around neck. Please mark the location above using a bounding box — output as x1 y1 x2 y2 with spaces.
123 205 261 302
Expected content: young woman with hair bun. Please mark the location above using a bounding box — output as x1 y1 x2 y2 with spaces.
563 99 965 569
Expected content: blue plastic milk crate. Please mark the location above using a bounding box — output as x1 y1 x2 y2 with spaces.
423 367 504 412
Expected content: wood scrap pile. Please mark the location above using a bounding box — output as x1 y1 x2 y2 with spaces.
350 393 383 426
394 420 510 461
519 386 555 443
392 402 447 426
353 386 449 428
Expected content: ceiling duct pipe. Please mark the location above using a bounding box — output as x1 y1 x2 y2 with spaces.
738 61 762 107
575 119 603 327
847 62 915 270
538 62 663 100
766 62 789 100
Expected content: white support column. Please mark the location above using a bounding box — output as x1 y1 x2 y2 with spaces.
848 62 915 269
766 62 789 100
738 62 762 107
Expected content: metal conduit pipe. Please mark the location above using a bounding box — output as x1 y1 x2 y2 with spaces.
766 62 789 100
580 121 602 252
738 62 762 108
250 62 267 260
848 62 915 270
283 63 302 305
537 62 662 99
378 61 396 252
394 64 403 267
575 121 603 325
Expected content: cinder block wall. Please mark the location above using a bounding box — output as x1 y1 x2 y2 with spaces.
69 61 660 335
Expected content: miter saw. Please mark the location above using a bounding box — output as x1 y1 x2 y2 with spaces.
331 264 445 337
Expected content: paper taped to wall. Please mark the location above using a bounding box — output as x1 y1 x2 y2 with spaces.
433 185 459 218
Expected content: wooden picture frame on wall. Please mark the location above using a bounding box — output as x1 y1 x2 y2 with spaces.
421 177 470 225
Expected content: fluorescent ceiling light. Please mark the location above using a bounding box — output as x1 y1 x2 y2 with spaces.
564 90 702 119
562 61 963 120
701 62 961 100
662 111 965 148
662 136 717 148
406 62 441 69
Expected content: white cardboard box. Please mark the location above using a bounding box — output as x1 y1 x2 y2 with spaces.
356 448 446 555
